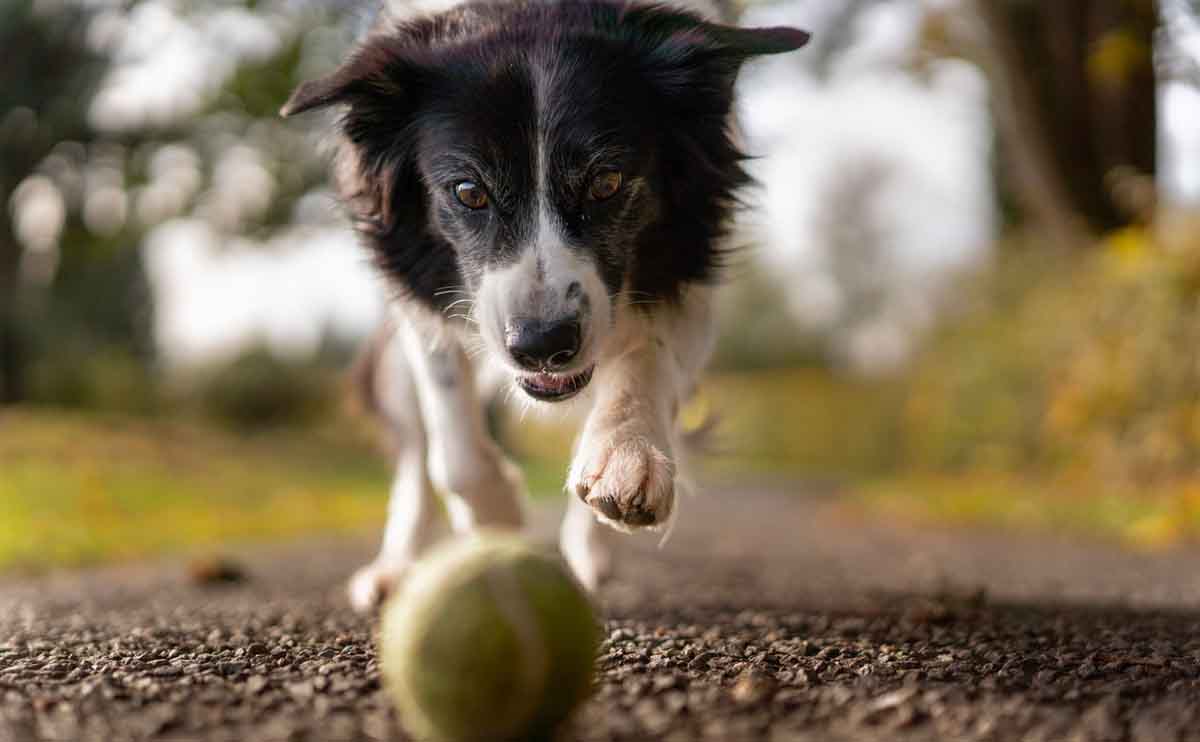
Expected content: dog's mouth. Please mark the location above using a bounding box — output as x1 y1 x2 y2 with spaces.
516 364 595 402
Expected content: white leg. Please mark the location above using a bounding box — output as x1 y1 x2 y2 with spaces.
559 492 613 592
348 331 441 612
568 353 679 531
566 288 716 532
399 315 527 534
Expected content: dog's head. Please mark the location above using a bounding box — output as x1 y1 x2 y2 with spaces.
283 1 808 402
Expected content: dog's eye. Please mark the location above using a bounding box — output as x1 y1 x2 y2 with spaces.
454 181 489 210
588 171 622 201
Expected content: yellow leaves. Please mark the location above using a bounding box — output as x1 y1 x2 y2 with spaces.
1045 336 1138 444
1123 486 1200 551
857 472 1185 546
1044 380 1088 438
1102 225 1153 277
1123 512 1185 550
1087 28 1150 90
899 215 1200 508
679 389 713 434
1104 225 1148 257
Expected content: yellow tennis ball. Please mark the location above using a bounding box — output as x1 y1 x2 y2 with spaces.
378 533 600 742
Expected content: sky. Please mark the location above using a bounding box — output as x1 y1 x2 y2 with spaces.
736 0 996 370
1162 0 1200 200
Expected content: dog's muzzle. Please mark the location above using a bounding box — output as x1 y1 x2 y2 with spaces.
505 315 595 401
516 364 595 402
505 316 581 371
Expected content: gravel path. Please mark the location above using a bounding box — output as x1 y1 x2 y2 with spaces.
4 485 1200 741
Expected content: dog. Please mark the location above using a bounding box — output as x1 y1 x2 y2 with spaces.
281 0 809 611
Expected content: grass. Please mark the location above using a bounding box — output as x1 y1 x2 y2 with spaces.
0 408 575 573
857 473 1200 550
5 364 1199 574
0 409 389 572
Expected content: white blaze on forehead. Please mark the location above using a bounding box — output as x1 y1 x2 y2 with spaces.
471 50 615 374
475 209 600 325
476 249 538 345
528 55 607 318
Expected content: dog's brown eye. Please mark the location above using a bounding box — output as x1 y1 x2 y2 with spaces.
454 181 489 210
588 170 622 201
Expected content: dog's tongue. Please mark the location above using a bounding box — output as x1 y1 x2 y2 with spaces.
533 373 570 392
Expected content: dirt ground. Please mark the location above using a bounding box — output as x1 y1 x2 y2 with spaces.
3 485 1200 741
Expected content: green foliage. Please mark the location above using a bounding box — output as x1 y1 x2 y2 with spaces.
29 348 159 415
190 346 338 431
220 35 308 119
711 265 828 371
4 0 355 408
0 0 103 192
1 0 111 403
702 369 905 475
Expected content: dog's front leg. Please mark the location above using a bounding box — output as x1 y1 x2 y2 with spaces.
563 339 678 589
568 340 679 532
347 329 441 612
348 315 528 612
565 290 716 560
399 315 527 534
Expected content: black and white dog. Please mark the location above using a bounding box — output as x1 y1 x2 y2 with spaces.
282 0 808 611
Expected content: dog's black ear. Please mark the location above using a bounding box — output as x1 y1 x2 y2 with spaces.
625 8 810 97
280 72 354 118
705 24 811 58
280 46 405 118
285 32 460 313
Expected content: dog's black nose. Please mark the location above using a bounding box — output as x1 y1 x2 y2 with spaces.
505 317 581 371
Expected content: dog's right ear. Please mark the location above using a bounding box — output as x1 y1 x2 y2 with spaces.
280 47 405 118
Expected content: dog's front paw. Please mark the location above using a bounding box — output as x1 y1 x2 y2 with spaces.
569 434 675 531
347 560 410 613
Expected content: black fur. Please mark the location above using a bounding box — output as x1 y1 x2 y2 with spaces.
283 0 809 313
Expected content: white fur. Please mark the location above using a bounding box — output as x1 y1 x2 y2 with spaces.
348 334 439 610
349 286 716 610
348 309 529 612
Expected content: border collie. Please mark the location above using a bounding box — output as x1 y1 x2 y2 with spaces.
282 0 809 611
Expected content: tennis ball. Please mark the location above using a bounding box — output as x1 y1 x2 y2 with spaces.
378 532 600 742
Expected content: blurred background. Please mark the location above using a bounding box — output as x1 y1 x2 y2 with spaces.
2 0 1198 572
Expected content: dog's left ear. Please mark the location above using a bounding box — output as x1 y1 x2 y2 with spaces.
630 10 810 100
703 24 811 59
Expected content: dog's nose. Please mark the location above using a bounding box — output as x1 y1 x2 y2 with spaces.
505 317 581 371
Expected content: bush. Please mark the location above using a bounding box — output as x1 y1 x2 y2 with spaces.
900 215 1200 489
711 264 828 371
28 345 160 414
191 347 336 431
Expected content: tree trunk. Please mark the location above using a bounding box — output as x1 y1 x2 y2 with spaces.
0 216 25 405
974 0 1158 240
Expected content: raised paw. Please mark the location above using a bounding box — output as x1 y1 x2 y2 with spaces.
569 434 675 532
347 560 410 613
